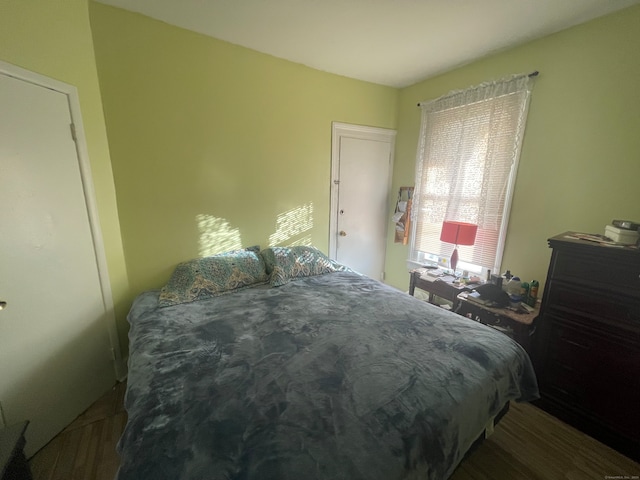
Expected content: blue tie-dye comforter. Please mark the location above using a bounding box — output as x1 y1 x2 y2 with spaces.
117 271 538 480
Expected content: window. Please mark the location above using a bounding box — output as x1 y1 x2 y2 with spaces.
409 73 535 277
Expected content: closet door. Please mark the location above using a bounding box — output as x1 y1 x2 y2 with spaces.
330 123 395 280
0 69 116 456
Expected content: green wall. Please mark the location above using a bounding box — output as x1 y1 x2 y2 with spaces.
89 3 398 299
0 0 130 354
385 5 640 292
4 1 639 356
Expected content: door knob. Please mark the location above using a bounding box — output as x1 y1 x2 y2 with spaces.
0 301 6 310
339 231 347 237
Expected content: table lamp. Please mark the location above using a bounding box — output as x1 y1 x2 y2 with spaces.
440 221 478 274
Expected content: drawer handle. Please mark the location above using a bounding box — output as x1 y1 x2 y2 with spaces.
549 384 577 399
562 338 589 350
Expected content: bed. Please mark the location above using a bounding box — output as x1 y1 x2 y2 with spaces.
116 246 538 480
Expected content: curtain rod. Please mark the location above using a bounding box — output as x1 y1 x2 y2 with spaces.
416 70 539 107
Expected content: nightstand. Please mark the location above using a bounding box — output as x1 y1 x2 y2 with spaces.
409 268 471 310
455 292 539 351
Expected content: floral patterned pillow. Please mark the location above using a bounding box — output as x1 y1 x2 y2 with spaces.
158 248 267 307
260 246 349 287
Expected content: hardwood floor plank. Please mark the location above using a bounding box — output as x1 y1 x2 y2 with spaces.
28 433 63 480
64 384 122 433
50 427 83 480
90 421 107 479
71 421 102 480
96 412 126 480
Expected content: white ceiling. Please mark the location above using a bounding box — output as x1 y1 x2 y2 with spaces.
95 0 639 87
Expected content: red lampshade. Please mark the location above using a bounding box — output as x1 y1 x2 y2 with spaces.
440 221 478 246
440 221 478 273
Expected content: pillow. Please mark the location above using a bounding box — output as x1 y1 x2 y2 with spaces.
260 246 349 287
158 248 268 307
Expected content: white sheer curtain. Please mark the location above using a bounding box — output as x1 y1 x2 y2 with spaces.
409 73 535 274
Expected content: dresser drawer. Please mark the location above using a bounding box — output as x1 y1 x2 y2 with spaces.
538 315 640 439
551 247 640 294
544 282 640 335
540 317 597 375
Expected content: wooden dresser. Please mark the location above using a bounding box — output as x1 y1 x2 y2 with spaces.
531 233 640 461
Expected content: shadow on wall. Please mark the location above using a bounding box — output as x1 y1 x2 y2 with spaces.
196 203 314 255
196 214 242 256
269 202 314 247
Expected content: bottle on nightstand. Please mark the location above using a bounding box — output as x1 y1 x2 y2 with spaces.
527 280 539 307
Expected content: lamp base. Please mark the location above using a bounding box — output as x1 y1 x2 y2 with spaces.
450 247 459 274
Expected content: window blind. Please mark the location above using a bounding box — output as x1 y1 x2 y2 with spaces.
410 74 535 274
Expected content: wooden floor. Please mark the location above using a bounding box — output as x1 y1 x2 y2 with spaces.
29 382 127 480
452 403 639 480
28 382 639 480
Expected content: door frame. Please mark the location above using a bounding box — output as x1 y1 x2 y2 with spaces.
329 122 396 265
0 60 125 380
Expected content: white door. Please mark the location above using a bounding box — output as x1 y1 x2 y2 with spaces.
329 123 395 280
0 68 117 456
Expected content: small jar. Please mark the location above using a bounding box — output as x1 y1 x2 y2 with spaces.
507 276 522 303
